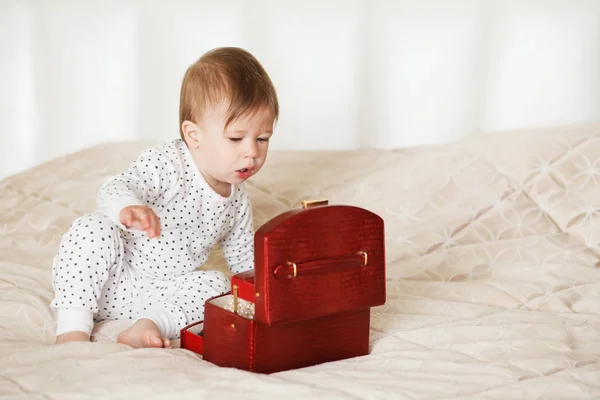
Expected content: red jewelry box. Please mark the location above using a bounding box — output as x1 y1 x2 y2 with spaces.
180 199 386 373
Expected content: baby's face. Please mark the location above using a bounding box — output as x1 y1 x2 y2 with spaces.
186 101 274 196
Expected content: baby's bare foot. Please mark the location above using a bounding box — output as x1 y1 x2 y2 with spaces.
56 331 90 344
117 318 171 349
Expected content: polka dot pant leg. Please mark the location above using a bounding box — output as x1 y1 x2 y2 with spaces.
134 270 229 339
51 213 136 334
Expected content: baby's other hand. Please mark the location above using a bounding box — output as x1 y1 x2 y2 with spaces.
119 205 161 238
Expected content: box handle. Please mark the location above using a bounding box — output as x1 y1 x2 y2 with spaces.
273 251 368 279
301 199 329 209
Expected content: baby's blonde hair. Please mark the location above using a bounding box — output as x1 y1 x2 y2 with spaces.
179 47 279 138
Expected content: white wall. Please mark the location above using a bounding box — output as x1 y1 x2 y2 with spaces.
1 0 599 179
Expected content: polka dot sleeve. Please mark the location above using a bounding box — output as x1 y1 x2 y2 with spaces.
220 188 254 274
97 147 179 228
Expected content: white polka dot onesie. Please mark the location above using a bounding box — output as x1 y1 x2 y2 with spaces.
51 139 254 339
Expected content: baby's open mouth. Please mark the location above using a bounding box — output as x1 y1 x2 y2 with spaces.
237 168 249 173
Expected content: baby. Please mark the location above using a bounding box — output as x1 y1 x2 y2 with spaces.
50 47 278 348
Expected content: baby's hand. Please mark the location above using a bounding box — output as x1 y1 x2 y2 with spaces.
119 205 161 238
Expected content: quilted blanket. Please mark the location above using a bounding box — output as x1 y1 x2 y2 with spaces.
1 124 599 399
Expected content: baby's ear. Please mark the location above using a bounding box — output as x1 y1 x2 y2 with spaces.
181 121 200 148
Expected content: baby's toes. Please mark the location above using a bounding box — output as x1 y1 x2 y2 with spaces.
163 338 171 348
145 333 164 348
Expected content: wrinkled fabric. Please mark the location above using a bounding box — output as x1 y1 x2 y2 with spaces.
1 124 599 399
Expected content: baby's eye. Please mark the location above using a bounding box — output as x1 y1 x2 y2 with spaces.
228 138 243 142
258 137 270 142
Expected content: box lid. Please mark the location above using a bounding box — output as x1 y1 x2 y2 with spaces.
252 200 386 325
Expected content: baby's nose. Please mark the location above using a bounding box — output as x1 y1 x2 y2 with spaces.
246 142 259 158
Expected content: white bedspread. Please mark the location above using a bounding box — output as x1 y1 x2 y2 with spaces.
1 124 599 399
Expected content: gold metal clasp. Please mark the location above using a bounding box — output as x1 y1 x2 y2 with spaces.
359 251 368 266
287 261 298 277
301 199 329 209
